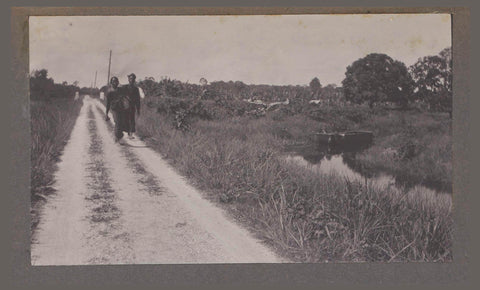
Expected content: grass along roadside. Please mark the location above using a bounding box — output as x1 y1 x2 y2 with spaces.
135 102 453 262
31 97 83 234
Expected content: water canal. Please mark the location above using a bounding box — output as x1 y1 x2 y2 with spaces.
284 144 448 197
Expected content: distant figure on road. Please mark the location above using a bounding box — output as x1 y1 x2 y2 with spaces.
105 76 130 142
123 73 141 139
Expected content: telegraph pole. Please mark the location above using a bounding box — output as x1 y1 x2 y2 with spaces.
94 70 97 88
107 50 112 86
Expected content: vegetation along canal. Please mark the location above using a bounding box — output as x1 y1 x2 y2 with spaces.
285 142 449 197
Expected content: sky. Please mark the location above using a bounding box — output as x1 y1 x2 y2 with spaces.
29 14 451 88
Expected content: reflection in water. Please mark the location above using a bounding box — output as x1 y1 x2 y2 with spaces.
285 155 395 189
342 151 375 179
284 145 445 196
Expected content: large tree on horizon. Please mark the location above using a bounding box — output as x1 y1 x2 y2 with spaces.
342 53 414 108
409 47 452 114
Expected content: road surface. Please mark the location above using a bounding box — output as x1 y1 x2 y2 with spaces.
31 96 283 265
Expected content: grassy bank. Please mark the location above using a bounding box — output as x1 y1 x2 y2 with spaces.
136 100 452 262
145 96 452 193
358 110 452 193
31 97 83 233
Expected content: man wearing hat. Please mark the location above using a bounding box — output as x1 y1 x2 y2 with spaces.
124 73 141 139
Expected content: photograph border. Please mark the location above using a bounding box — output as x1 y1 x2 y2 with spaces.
6 1 474 288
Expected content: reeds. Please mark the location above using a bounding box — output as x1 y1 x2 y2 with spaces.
30 97 83 232
136 103 453 262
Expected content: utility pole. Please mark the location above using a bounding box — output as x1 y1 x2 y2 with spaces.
94 70 97 88
107 50 112 86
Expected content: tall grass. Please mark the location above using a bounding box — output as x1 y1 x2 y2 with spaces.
31 97 83 232
356 110 452 192
142 93 452 192
136 101 452 262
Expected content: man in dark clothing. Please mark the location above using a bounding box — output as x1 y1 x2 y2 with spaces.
105 76 129 142
124 73 141 139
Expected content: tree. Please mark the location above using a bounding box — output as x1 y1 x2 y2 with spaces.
30 69 54 99
309 77 322 98
320 84 344 104
409 47 452 113
32 68 48 79
199 77 208 86
342 53 414 108
30 69 80 99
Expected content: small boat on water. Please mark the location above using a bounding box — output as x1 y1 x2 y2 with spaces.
314 131 373 147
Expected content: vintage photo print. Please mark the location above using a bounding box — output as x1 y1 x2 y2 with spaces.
29 14 453 265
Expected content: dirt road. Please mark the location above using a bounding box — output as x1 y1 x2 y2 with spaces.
31 96 283 265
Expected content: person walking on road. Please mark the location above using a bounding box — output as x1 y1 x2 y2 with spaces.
105 76 130 143
124 73 141 139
